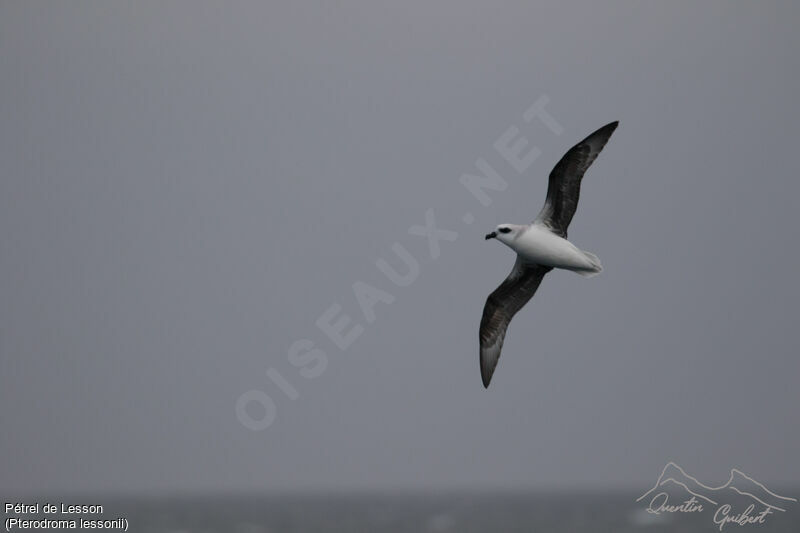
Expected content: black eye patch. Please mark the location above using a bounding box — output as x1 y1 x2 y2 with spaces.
498 227 512 234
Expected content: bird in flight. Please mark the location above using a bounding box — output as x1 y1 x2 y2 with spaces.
480 121 619 388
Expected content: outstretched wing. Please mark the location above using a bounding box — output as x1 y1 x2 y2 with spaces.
535 121 618 237
479 258 551 388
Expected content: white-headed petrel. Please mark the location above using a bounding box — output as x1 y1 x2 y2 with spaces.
480 121 619 388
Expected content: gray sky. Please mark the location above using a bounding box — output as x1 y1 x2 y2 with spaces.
1 1 799 495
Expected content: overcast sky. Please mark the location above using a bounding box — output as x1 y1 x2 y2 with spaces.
1 1 799 495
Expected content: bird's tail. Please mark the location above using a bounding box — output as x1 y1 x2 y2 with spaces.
575 250 603 278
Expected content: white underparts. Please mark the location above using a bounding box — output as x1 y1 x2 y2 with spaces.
502 224 602 276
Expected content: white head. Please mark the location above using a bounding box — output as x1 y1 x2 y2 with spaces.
485 224 524 245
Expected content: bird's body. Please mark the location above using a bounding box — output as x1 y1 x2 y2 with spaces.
479 121 619 388
496 223 602 277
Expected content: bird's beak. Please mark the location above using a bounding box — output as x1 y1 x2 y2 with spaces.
485 231 497 240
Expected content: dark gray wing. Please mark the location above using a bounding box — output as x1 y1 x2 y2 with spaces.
479 258 552 388
535 121 618 237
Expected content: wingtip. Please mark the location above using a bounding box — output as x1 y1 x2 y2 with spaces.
480 362 493 388
583 121 619 144
585 121 619 144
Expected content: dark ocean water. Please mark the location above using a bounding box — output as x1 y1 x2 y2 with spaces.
4 492 799 532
